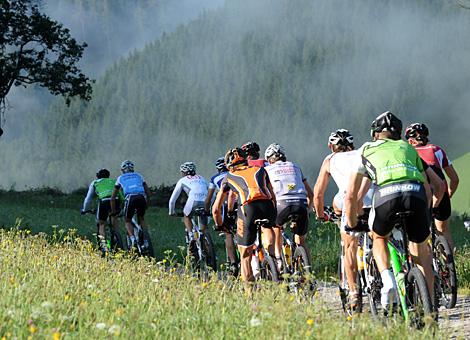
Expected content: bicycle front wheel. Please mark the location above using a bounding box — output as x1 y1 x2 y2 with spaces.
202 233 217 271
434 235 457 309
260 254 279 282
406 267 433 328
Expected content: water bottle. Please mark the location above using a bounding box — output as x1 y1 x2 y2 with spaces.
251 253 260 279
284 244 292 266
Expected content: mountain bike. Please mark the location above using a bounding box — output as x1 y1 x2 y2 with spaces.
431 220 457 310
279 213 314 293
214 213 240 278
82 209 124 256
251 219 279 282
177 208 217 279
367 211 433 327
126 215 155 258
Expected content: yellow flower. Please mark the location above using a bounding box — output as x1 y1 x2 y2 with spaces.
306 319 314 326
306 330 312 337
201 282 209 289
53 332 61 340
64 294 70 301
29 325 38 333
115 308 124 316
2 336 7 340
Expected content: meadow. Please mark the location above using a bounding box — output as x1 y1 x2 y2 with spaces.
0 190 469 338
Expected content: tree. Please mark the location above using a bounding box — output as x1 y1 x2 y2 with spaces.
0 0 93 132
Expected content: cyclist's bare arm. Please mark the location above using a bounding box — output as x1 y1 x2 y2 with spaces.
212 189 229 226
425 167 444 207
344 172 364 228
303 178 314 210
205 188 215 211
313 157 330 218
267 182 276 206
143 182 151 205
421 172 433 208
356 176 371 215
227 190 237 211
443 164 459 198
110 186 120 213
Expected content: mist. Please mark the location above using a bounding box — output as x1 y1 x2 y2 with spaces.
2 0 470 192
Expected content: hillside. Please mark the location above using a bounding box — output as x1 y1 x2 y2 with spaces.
2 0 470 190
452 152 470 215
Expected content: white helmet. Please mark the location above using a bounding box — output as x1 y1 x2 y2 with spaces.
120 160 134 173
264 143 286 161
180 162 196 175
328 129 354 147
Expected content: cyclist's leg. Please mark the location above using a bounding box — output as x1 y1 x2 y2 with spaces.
273 227 282 258
110 198 121 232
183 216 193 233
225 232 237 263
135 194 148 229
341 232 359 293
433 192 453 248
236 208 256 281
409 241 434 299
261 227 275 256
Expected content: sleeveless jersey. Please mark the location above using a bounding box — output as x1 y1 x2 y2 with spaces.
414 143 451 180
265 161 307 201
221 166 272 205
116 172 146 197
357 139 425 186
168 175 208 215
209 171 228 191
327 150 362 193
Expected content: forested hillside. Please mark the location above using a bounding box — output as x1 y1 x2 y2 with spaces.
3 0 470 190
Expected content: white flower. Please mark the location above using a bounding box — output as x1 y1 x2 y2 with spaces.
250 317 261 327
108 325 121 335
41 301 53 309
95 323 106 330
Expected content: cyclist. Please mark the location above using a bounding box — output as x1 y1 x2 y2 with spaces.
242 141 267 167
169 162 209 242
81 168 124 252
405 123 460 249
205 157 238 273
345 111 434 309
313 129 372 308
212 148 276 282
110 160 151 248
265 143 314 270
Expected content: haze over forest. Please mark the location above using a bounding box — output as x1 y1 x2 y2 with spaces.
2 0 470 191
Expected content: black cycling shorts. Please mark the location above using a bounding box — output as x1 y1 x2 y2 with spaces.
124 194 147 220
432 191 451 221
370 181 430 244
188 201 208 226
96 198 120 221
276 199 308 236
236 199 276 247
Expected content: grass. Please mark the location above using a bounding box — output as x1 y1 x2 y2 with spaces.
451 151 469 216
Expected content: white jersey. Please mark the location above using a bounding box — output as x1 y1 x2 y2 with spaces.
169 175 209 216
265 160 307 201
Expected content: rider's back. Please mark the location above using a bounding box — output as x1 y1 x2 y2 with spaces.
224 166 271 205
265 160 306 201
414 143 450 180
93 178 116 199
116 172 145 196
177 174 208 201
327 150 362 192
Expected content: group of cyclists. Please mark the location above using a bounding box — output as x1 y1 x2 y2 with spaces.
81 110 460 314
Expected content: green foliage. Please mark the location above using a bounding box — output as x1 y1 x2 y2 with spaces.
451 152 470 215
0 0 93 109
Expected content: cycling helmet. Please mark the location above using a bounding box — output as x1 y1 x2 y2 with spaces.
96 168 110 179
120 160 134 173
405 123 429 140
264 143 286 161
215 157 227 172
328 129 354 147
370 111 402 139
241 141 260 158
224 148 247 169
180 162 196 176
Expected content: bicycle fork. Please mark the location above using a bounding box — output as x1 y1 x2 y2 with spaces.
388 242 409 320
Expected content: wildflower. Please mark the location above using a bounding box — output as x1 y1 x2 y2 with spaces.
64 294 70 301
306 319 314 326
201 282 209 289
115 308 124 316
53 331 61 340
29 324 38 334
108 325 121 336
95 323 106 330
41 301 53 309
250 317 261 327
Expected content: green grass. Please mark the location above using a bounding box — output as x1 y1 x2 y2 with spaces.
451 151 470 216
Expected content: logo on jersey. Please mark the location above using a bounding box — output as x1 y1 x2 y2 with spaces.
379 183 421 196
287 183 296 191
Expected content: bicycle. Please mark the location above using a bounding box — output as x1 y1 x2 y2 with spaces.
82 209 124 256
431 220 457 310
214 214 240 278
251 219 279 282
126 215 155 258
365 211 433 327
177 208 217 279
279 213 314 292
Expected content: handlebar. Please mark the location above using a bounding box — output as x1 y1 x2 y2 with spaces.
81 209 96 215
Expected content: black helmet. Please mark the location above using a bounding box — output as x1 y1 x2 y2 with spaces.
215 157 227 172
370 111 402 139
241 141 260 158
224 147 247 169
405 123 429 140
328 129 354 147
96 168 110 179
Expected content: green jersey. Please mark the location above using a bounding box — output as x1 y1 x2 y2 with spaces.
357 139 425 186
93 178 124 201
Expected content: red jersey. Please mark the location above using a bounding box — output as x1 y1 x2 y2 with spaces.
248 159 267 167
414 143 451 181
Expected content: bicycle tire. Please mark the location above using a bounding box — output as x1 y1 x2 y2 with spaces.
260 254 279 282
366 252 383 318
108 224 124 251
202 233 217 271
406 267 433 328
434 235 457 309
141 228 155 258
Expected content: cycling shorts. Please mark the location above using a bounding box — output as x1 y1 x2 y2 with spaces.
236 200 276 247
369 181 430 243
187 201 208 226
276 199 308 236
96 198 120 221
124 194 147 220
432 191 451 221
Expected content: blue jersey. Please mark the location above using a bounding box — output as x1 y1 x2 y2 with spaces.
209 171 228 191
116 172 146 197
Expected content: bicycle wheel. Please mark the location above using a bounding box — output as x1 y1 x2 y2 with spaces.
406 267 433 328
202 233 217 271
260 254 279 282
366 252 383 318
108 225 124 251
433 235 457 309
141 229 155 257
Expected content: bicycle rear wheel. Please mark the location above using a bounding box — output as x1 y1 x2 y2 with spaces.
260 254 279 282
366 252 383 318
406 267 433 328
141 228 155 258
433 235 457 309
202 233 217 271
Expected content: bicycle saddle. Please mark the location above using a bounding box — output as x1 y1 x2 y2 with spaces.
254 219 269 226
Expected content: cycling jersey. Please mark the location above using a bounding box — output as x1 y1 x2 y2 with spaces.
209 171 228 191
221 166 272 206
115 172 146 197
414 143 451 180
265 160 307 201
248 159 267 167
169 175 209 216
357 139 425 186
82 178 123 211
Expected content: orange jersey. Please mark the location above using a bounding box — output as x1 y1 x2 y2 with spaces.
221 166 272 205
